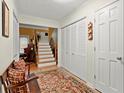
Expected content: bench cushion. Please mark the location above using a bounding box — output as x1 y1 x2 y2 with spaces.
14 59 29 79
14 59 26 70
8 68 28 93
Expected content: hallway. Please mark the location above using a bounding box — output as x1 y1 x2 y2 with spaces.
0 0 123 93
29 64 100 93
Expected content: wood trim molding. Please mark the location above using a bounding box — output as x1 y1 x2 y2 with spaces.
35 29 48 32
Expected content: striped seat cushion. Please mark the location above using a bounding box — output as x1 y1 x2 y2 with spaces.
8 68 28 93
14 59 26 70
14 59 29 79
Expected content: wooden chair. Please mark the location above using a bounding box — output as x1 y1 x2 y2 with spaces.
0 60 38 93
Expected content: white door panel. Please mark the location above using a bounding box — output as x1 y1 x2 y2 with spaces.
96 58 109 85
108 2 123 92
97 9 109 54
70 19 87 80
109 60 123 93
77 20 87 56
70 54 75 73
65 26 71 70
61 27 66 68
66 54 71 70
61 29 64 67
61 29 64 50
95 1 123 93
64 28 67 69
95 7 110 87
71 24 78 53
61 51 65 66
76 55 87 80
61 18 87 82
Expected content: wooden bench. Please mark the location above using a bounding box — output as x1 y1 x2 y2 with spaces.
0 60 38 93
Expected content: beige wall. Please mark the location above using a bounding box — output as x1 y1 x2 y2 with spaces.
0 0 18 75
0 0 18 92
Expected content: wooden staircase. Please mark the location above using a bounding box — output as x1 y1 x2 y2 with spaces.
37 43 56 68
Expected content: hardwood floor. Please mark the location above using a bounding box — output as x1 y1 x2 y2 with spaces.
28 73 41 93
30 63 57 72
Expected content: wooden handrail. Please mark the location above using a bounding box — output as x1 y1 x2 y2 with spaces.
34 31 38 55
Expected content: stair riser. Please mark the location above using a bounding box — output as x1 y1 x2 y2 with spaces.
38 52 52 55
38 62 56 68
39 58 55 62
38 51 52 53
38 46 50 48
38 51 51 53
38 44 50 46
39 57 54 59
38 48 51 50
38 43 49 45
38 49 51 51
39 55 54 58
39 57 55 61
38 50 52 52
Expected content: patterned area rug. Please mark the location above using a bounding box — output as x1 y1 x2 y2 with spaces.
35 69 98 93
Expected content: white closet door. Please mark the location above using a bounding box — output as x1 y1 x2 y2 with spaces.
76 19 87 80
71 24 77 53
61 29 65 67
61 28 66 67
65 26 71 70
63 28 67 68
61 19 87 81
95 1 123 93
77 20 86 56
70 24 78 73
61 29 64 50
69 19 87 81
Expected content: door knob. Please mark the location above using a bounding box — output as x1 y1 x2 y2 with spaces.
117 57 122 61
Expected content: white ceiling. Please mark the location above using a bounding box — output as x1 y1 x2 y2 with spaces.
15 0 86 21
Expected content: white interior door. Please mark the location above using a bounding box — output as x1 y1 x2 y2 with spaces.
69 19 87 80
95 1 123 93
61 29 65 67
61 28 66 67
70 24 77 54
70 23 78 73
65 26 71 70
76 19 87 80
63 28 67 68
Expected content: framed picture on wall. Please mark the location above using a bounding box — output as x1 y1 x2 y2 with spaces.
2 0 9 37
